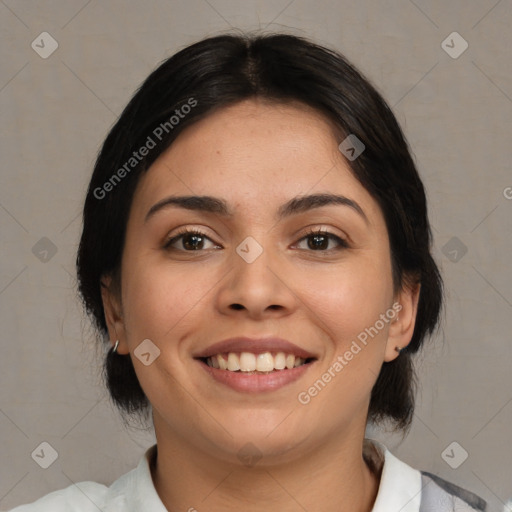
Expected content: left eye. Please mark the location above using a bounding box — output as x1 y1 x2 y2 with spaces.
163 228 348 252
294 230 348 251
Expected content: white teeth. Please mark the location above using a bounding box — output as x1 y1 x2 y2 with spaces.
206 352 308 372
227 353 240 371
256 352 274 372
218 354 228 370
240 352 256 371
274 352 286 370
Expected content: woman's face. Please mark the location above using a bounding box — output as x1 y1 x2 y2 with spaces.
103 98 418 464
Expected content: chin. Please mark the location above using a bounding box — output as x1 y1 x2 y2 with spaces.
196 420 313 466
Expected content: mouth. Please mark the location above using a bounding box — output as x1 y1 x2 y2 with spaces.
197 351 317 374
193 337 318 392
194 351 317 393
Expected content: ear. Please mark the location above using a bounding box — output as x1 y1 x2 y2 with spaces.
384 278 421 362
100 274 129 355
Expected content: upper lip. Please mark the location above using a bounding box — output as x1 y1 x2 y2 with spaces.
193 337 317 360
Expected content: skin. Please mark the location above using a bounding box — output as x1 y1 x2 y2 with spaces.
101 98 420 512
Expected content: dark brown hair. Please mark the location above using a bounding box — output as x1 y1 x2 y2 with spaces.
76 31 443 433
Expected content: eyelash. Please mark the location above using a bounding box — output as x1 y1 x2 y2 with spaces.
163 227 349 252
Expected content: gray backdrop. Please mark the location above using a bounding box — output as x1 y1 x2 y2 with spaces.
1 1 511 510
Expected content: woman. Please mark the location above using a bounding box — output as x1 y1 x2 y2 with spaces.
10 32 488 511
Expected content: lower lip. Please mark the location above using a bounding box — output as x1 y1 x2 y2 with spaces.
196 359 315 393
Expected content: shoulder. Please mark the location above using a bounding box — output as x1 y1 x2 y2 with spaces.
7 445 160 511
6 481 112 511
419 470 488 511
364 438 489 512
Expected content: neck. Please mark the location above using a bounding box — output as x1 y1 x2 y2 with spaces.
151 425 381 512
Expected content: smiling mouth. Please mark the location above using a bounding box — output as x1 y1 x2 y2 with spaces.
197 352 317 374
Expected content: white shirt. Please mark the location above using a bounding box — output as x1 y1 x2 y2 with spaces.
8 438 487 511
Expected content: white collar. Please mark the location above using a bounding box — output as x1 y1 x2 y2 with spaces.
105 444 166 511
108 438 422 511
363 438 422 512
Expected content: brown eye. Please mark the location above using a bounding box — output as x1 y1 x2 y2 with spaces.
295 229 348 251
164 229 219 251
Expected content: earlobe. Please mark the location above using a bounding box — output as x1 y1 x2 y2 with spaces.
384 280 421 362
100 275 128 354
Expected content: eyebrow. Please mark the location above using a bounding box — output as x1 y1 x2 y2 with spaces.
144 193 369 224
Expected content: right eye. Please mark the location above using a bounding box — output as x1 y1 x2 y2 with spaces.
163 228 221 252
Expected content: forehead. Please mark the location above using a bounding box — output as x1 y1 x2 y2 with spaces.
131 99 382 226
168 98 342 168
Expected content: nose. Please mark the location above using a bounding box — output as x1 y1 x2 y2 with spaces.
215 235 297 320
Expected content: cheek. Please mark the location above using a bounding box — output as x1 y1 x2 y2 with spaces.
298 262 394 417
298 255 394 345
120 258 214 343
119 259 213 403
